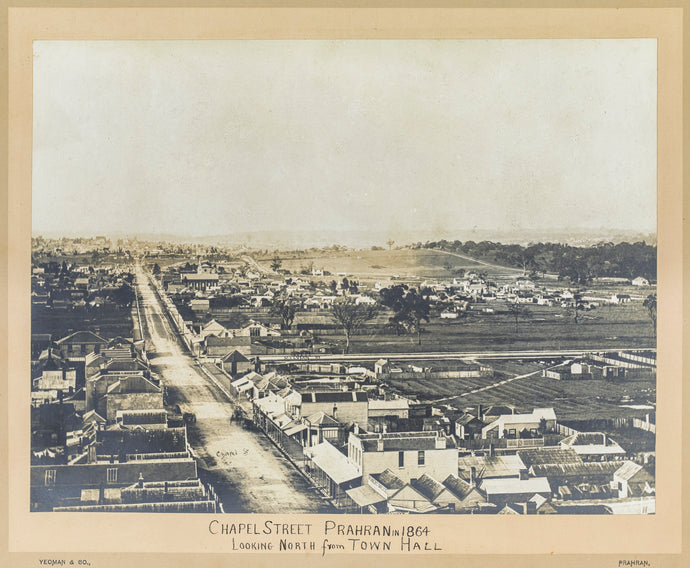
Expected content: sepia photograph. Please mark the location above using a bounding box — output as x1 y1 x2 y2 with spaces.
29 37 658 515
4 5 686 567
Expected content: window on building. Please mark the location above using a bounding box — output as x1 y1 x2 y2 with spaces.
398 451 404 468
250 327 261 337
418 450 425 466
106 467 118 483
44 469 56 486
508 428 516 438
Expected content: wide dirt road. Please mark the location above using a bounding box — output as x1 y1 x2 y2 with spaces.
134 265 330 513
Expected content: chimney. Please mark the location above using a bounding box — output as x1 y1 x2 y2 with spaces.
470 466 476 487
489 442 495 458
519 469 529 480
523 501 537 515
353 422 359 435
477 404 483 420
376 433 384 452
435 434 447 449
137 473 144 488
383 424 388 434
332 404 337 420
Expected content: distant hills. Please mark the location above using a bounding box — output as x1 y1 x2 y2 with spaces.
32 227 656 249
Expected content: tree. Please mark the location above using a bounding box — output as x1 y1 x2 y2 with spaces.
379 284 408 311
329 298 379 353
152 263 161 275
111 283 136 308
270 257 282 272
506 299 530 333
384 287 431 346
386 239 395 250
271 296 298 331
643 294 657 338
564 289 584 324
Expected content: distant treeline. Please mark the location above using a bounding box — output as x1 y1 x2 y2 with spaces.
416 240 656 283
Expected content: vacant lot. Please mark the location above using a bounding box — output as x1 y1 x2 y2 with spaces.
342 301 654 354
259 248 502 279
386 367 655 422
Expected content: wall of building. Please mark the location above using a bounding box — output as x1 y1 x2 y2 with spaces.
358 447 457 484
106 392 164 421
31 458 198 498
300 401 368 426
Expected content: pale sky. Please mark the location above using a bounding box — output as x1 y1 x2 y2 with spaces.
32 39 657 239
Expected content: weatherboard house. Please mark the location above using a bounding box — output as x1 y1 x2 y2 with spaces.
481 408 557 439
55 330 108 359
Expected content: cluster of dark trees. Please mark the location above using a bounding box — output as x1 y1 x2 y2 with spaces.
378 285 432 345
417 240 656 283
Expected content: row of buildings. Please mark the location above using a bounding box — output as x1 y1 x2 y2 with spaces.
30 328 221 512
209 360 656 514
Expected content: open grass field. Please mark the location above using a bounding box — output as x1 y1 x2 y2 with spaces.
386 366 655 421
258 248 517 279
214 301 654 354
343 301 655 353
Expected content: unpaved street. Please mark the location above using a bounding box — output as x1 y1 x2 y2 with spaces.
135 265 330 513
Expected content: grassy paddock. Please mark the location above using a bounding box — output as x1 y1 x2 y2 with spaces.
386 370 655 422
259 249 496 279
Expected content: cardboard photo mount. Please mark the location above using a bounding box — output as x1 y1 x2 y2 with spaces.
2 4 686 568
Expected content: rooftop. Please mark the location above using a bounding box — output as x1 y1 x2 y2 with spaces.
305 442 360 485
370 469 405 490
481 477 551 495
517 447 583 468
300 391 368 404
356 431 456 453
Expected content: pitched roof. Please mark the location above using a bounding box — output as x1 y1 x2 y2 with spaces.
455 413 483 426
106 375 160 394
39 348 66 370
517 447 583 468
458 454 524 479
304 411 340 426
494 408 556 425
615 461 654 482
202 319 226 331
346 484 386 508
55 330 107 345
412 474 446 501
530 461 621 479
442 474 477 500
82 409 106 424
221 350 250 363
305 442 360 485
483 405 515 417
371 469 405 490
388 485 437 513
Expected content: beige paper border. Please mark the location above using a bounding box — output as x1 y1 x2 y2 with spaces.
2 4 686 568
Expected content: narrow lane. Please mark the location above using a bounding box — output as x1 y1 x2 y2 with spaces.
134 264 330 514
